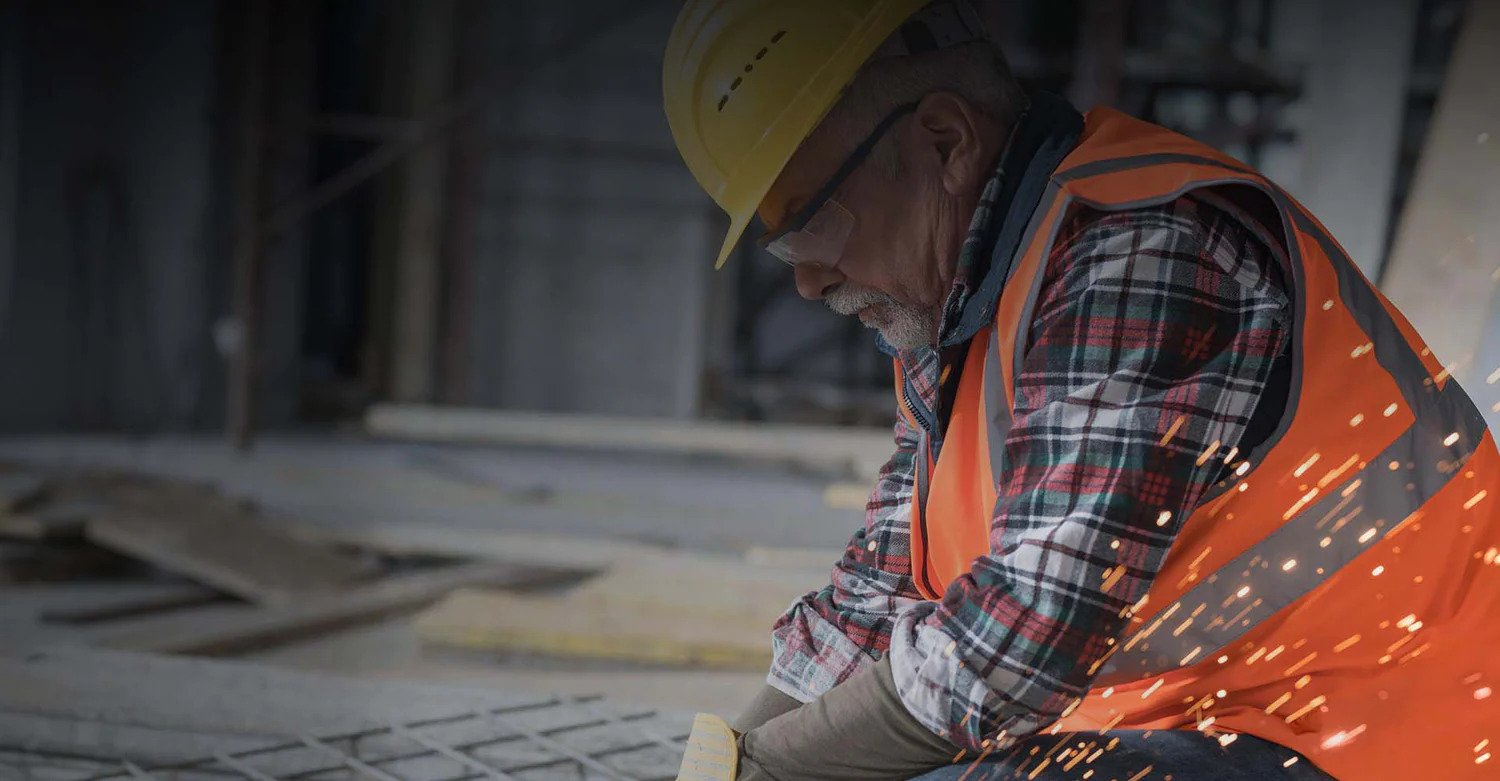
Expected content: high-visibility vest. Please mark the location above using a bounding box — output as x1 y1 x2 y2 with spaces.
902 107 1500 779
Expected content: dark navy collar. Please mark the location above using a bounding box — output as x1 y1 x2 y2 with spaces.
939 91 1084 347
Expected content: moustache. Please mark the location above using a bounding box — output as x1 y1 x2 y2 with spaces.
824 284 901 316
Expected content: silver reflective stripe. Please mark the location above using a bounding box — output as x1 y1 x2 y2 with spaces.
1088 173 1489 684
915 430 938 595
983 181 1066 490
983 323 1013 489
997 150 1491 683
1095 381 1482 684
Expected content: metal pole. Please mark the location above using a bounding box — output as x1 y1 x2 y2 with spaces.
226 0 271 451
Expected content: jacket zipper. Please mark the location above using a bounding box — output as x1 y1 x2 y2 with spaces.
901 376 941 598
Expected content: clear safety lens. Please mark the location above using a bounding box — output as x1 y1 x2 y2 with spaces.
763 199 856 269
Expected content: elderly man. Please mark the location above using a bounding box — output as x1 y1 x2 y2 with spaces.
664 2 1500 780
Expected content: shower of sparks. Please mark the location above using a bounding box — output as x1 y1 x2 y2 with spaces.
1159 416 1185 445
1283 695 1327 724
1320 724 1366 749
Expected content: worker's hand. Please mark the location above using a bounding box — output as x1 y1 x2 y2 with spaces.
676 713 739 781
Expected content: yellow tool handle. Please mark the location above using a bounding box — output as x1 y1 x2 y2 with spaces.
676 713 739 781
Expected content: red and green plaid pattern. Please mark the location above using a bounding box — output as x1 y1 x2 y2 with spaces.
769 190 1291 752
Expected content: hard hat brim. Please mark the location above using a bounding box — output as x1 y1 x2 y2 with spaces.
714 211 755 270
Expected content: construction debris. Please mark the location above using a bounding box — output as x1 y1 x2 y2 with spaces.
85 507 377 604
97 561 575 656
417 552 822 669
0 470 47 514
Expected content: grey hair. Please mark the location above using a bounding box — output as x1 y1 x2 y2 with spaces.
822 41 1028 177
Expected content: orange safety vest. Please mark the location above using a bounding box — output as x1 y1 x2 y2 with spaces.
901 108 1500 779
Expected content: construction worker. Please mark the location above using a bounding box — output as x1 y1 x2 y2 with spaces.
664 2 1500 779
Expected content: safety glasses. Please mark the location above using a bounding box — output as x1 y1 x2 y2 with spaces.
758 102 919 270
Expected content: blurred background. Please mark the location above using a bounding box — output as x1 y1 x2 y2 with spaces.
0 0 1496 778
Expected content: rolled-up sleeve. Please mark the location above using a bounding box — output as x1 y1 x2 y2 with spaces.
769 408 930 702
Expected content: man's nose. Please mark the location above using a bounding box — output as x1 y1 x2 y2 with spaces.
793 264 845 300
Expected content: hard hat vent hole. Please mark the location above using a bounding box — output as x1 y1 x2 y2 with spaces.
715 30 790 112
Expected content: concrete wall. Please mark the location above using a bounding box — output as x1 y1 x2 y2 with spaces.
467 2 714 420
0 0 225 432
1263 0 1419 279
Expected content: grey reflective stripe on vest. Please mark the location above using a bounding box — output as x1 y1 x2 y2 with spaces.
981 150 1490 685
1095 382 1482 684
981 181 1067 489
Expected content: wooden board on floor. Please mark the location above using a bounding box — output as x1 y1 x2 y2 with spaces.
416 550 827 670
416 586 774 670
85 509 378 604
366 404 893 478
95 561 579 655
0 470 47 513
0 499 101 541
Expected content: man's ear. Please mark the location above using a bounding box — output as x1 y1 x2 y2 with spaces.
912 91 989 196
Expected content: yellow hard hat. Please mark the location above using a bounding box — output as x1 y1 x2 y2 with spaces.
663 0 933 268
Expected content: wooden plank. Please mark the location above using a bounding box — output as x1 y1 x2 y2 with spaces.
84 508 377 604
365 404 894 478
416 551 824 670
0 470 47 513
95 561 577 655
0 498 100 541
38 582 224 625
417 587 773 670
281 521 672 572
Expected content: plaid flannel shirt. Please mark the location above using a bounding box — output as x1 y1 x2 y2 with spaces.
768 173 1292 750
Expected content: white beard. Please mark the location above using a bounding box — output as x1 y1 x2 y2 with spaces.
825 283 939 351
